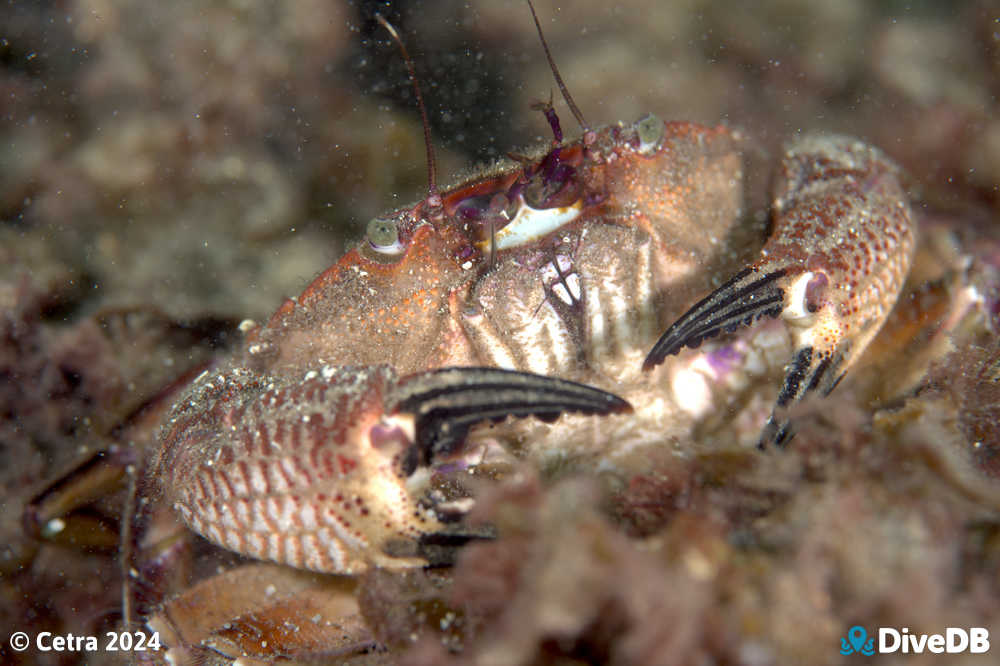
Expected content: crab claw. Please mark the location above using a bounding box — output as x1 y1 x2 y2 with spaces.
641 266 844 448
641 266 832 448
158 364 629 574
642 267 789 369
392 367 632 470
643 134 914 449
758 345 846 447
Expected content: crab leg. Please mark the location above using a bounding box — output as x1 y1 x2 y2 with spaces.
644 134 915 447
156 364 629 574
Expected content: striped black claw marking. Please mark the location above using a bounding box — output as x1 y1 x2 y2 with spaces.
758 347 845 449
392 367 632 464
643 268 788 371
775 347 815 409
416 525 498 567
759 419 794 449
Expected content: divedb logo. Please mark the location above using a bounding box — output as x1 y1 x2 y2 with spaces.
840 625 990 655
840 625 990 656
880 627 990 655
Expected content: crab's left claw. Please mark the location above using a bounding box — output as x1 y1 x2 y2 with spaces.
403 366 632 567
641 265 837 448
642 267 789 370
644 133 915 450
392 367 633 470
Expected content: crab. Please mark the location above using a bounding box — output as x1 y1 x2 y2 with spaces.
17 2 954 662
149 4 916 584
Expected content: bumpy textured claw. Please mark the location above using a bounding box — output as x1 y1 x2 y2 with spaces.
392 367 632 468
645 133 915 448
156 363 629 574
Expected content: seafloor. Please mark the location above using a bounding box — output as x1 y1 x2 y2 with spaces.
1 1 999 665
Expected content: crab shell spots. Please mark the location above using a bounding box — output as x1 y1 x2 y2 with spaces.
157 365 440 574
603 122 746 261
762 134 915 369
254 223 476 377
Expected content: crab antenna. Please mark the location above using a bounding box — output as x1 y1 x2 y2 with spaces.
375 14 438 197
526 0 588 131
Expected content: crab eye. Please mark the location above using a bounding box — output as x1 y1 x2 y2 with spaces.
635 113 664 155
366 217 404 255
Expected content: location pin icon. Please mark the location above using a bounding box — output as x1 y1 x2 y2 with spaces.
848 626 868 653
